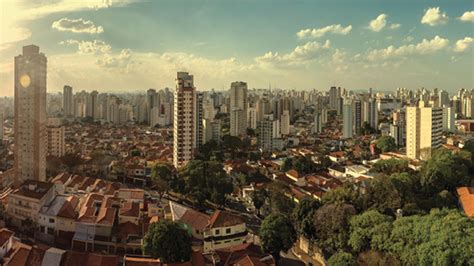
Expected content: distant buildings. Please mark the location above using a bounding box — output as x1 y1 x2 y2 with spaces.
406 102 443 160
342 100 353 138
46 118 65 157
173 72 196 168
14 45 47 183
229 81 248 137
257 114 280 151
63 85 73 117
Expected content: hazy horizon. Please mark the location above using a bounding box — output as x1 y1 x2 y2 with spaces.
0 0 472 97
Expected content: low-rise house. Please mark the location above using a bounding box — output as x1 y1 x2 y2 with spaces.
0 228 13 259
203 210 247 253
6 180 55 228
457 187 474 218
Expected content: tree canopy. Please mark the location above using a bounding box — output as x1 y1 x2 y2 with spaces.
142 220 192 263
174 160 233 206
372 158 410 175
327 252 356 266
375 136 396 152
292 197 321 240
259 213 297 260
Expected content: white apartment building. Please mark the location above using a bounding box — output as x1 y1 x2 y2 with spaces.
406 102 443 160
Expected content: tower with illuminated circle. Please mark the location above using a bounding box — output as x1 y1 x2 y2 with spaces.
14 45 47 183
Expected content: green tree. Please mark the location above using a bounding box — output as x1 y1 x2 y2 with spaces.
313 203 357 256
375 136 396 152
142 220 192 263
322 183 361 209
178 160 233 206
362 176 402 216
251 189 268 215
292 197 321 240
420 149 470 195
349 210 393 253
385 209 474 265
372 159 410 175
259 214 297 261
327 252 356 266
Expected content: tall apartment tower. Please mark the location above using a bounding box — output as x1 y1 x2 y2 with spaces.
229 81 248 136
14 45 47 183
63 85 73 116
353 100 362 135
329 86 338 109
342 99 353 138
195 92 204 150
406 102 443 160
47 118 65 157
173 72 196 169
280 110 290 135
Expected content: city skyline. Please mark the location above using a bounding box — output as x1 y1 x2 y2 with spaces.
0 0 473 97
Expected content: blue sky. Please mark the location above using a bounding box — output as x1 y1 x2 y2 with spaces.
0 0 472 96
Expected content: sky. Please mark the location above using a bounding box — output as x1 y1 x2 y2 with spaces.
0 0 473 97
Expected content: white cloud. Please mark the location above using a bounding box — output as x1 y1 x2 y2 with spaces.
369 14 387 32
96 49 133 69
297 24 352 39
0 0 132 52
390 23 401 30
421 7 448 26
52 18 104 34
60 39 111 54
367 35 449 61
256 40 331 67
453 37 473 53
459 11 474 22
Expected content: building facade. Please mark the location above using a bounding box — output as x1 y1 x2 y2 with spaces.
14 45 47 183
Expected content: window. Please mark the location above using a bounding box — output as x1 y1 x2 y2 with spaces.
226 228 231 234
215 229 220 235
49 218 55 223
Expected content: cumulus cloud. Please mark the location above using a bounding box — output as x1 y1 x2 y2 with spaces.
390 23 401 30
421 7 448 26
96 49 133 69
459 11 474 22
60 39 111 54
52 18 104 34
297 24 352 39
256 40 331 67
367 35 449 61
369 14 387 32
453 37 473 53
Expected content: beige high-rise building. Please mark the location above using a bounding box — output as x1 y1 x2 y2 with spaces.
46 118 65 157
63 85 73 117
229 81 247 136
406 102 443 160
173 72 196 168
280 110 290 135
14 45 47 183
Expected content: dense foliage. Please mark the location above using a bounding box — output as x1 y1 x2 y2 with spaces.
259 214 297 260
375 136 397 152
143 220 192 263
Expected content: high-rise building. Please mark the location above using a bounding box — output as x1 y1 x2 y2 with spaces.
442 106 455 132
329 86 338 109
314 111 322 134
46 118 65 157
257 114 279 151
247 107 257 130
438 90 449 108
353 100 362 135
280 110 290 135
63 85 73 117
229 81 248 136
406 102 443 160
173 72 196 168
342 100 353 138
368 98 379 129
14 45 47 183
195 92 204 150
0 112 4 142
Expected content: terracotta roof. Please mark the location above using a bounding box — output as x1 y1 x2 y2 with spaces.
13 180 53 200
123 255 160 266
5 246 31 266
214 243 274 266
0 228 13 247
119 221 140 239
457 187 474 218
25 245 48 266
57 196 80 219
208 210 244 229
120 201 140 217
179 209 210 231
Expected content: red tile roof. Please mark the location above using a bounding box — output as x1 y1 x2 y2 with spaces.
208 210 245 229
457 187 474 218
0 228 13 247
